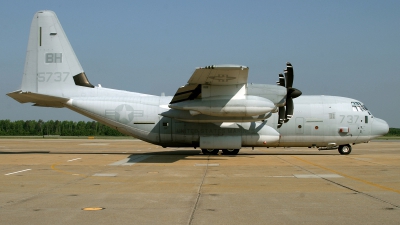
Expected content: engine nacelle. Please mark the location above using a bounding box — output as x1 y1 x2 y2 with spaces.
169 95 275 117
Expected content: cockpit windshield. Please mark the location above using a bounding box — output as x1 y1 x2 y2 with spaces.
351 102 368 111
351 102 373 117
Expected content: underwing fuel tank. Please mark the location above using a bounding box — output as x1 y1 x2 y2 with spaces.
169 95 275 117
199 123 280 149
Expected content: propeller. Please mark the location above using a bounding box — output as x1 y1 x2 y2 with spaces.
276 62 302 128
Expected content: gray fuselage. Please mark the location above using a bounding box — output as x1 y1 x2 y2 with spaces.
65 86 388 149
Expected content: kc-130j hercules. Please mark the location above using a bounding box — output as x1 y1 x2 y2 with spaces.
7 11 389 155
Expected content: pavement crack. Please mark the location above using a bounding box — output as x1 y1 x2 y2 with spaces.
188 155 210 225
318 176 400 208
276 156 400 209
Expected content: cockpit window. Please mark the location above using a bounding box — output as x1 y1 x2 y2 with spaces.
352 101 374 117
351 102 368 112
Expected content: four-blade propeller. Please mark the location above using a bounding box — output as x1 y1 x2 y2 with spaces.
276 62 302 128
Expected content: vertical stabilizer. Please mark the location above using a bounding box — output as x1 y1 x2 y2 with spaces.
20 10 93 97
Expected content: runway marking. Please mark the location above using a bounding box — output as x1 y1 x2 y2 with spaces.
5 169 31 176
79 143 109 146
82 207 105 211
93 173 117 177
67 158 81 162
292 156 400 194
195 164 219 166
109 155 152 166
294 174 343 179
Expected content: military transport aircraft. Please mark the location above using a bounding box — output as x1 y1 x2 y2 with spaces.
7 11 389 155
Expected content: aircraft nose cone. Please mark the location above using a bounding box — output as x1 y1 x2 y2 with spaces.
371 118 389 138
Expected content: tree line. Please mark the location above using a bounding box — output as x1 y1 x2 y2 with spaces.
387 128 400 136
0 120 126 136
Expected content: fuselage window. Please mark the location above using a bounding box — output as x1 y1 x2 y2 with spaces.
365 116 368 124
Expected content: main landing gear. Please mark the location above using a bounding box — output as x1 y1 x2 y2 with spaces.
201 149 219 155
201 149 240 155
338 144 352 155
222 149 240 155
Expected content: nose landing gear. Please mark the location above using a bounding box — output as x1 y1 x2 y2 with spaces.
338 144 352 155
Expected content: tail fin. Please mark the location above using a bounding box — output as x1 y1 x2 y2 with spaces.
8 10 94 106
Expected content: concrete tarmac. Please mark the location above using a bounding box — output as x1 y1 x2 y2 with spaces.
0 138 399 225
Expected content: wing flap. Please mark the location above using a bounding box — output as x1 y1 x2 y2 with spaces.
170 84 201 104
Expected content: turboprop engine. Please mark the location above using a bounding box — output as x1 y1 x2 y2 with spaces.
164 64 287 123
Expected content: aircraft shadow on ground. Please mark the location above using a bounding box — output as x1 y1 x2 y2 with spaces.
130 150 339 164
0 149 339 164
138 151 340 163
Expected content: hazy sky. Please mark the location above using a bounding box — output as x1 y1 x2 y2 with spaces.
1 0 399 127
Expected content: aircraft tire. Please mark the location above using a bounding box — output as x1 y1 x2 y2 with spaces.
222 149 240 155
201 149 219 155
338 144 352 155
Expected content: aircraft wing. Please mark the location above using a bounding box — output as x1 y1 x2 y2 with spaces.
170 65 248 104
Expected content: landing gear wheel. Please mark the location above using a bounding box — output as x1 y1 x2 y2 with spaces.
201 149 219 155
338 144 352 155
222 149 240 155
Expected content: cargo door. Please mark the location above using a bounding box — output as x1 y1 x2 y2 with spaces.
173 120 185 142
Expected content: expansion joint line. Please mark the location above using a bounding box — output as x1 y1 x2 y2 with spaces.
188 155 210 225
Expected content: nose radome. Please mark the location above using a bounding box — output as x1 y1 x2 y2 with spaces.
371 118 389 138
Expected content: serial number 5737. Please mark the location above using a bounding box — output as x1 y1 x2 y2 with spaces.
38 72 70 82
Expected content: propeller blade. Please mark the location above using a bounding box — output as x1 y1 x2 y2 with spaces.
277 62 301 127
284 62 293 88
285 97 293 123
277 73 285 87
278 106 285 125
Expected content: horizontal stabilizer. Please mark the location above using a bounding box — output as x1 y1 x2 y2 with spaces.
7 90 69 108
